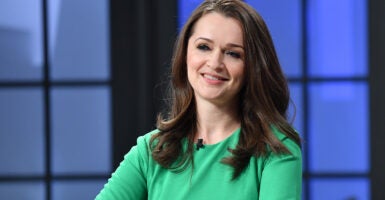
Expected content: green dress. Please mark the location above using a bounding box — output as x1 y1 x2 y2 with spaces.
96 128 302 200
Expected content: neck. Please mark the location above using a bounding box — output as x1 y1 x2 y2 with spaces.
195 100 240 144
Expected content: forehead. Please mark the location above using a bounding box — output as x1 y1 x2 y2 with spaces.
190 12 244 44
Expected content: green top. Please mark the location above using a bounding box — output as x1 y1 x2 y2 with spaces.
96 128 302 200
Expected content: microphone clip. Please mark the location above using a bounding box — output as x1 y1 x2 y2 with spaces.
196 138 204 150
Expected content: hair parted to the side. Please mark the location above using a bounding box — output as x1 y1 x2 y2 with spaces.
150 0 301 179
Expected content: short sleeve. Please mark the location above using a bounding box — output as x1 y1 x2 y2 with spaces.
258 137 303 200
95 135 150 200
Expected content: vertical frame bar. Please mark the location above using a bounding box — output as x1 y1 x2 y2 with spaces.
369 0 385 199
301 0 310 199
41 0 52 199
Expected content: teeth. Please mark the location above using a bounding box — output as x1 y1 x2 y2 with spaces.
204 74 222 80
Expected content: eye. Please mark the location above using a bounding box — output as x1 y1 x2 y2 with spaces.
225 50 241 59
197 44 210 51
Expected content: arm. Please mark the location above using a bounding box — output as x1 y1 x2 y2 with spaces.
95 136 149 200
259 138 302 200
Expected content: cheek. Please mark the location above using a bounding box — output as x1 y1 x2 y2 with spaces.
186 51 200 70
230 64 245 81
187 56 204 83
186 53 197 84
232 66 246 91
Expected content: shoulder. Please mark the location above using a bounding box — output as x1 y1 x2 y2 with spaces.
257 127 303 199
132 129 160 154
125 129 159 159
271 126 302 158
139 129 160 144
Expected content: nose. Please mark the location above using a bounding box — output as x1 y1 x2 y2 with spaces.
207 50 224 69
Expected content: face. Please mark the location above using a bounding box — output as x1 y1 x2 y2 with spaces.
186 12 245 107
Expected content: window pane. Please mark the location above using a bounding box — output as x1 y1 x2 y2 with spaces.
246 0 302 77
49 0 110 80
178 0 201 29
289 83 306 172
288 83 303 136
0 0 43 81
308 0 367 77
310 178 370 200
51 87 111 174
0 88 44 175
0 182 45 200
309 82 368 172
52 180 105 200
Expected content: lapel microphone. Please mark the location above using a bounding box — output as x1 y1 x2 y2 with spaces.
196 138 204 150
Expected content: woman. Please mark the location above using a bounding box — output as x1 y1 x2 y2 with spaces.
96 0 302 199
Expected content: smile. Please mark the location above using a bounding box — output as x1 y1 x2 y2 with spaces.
203 74 228 81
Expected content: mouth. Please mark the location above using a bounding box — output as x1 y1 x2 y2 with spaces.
202 74 228 81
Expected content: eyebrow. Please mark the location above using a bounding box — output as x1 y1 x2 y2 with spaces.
194 37 244 49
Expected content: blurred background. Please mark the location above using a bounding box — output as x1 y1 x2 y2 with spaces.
0 0 384 199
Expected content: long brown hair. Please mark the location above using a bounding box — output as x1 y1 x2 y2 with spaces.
150 0 301 179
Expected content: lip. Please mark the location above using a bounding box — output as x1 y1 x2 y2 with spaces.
201 73 229 82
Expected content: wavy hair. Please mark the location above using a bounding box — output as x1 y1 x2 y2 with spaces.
150 0 301 179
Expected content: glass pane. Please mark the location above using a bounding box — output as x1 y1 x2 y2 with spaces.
49 0 110 80
52 180 105 200
0 0 43 81
309 82 368 172
246 0 302 77
308 0 367 77
288 83 303 136
0 182 45 200
178 0 201 29
289 83 306 172
310 178 370 200
0 88 44 175
51 87 111 174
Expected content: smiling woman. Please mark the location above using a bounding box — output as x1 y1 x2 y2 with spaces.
96 0 302 199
